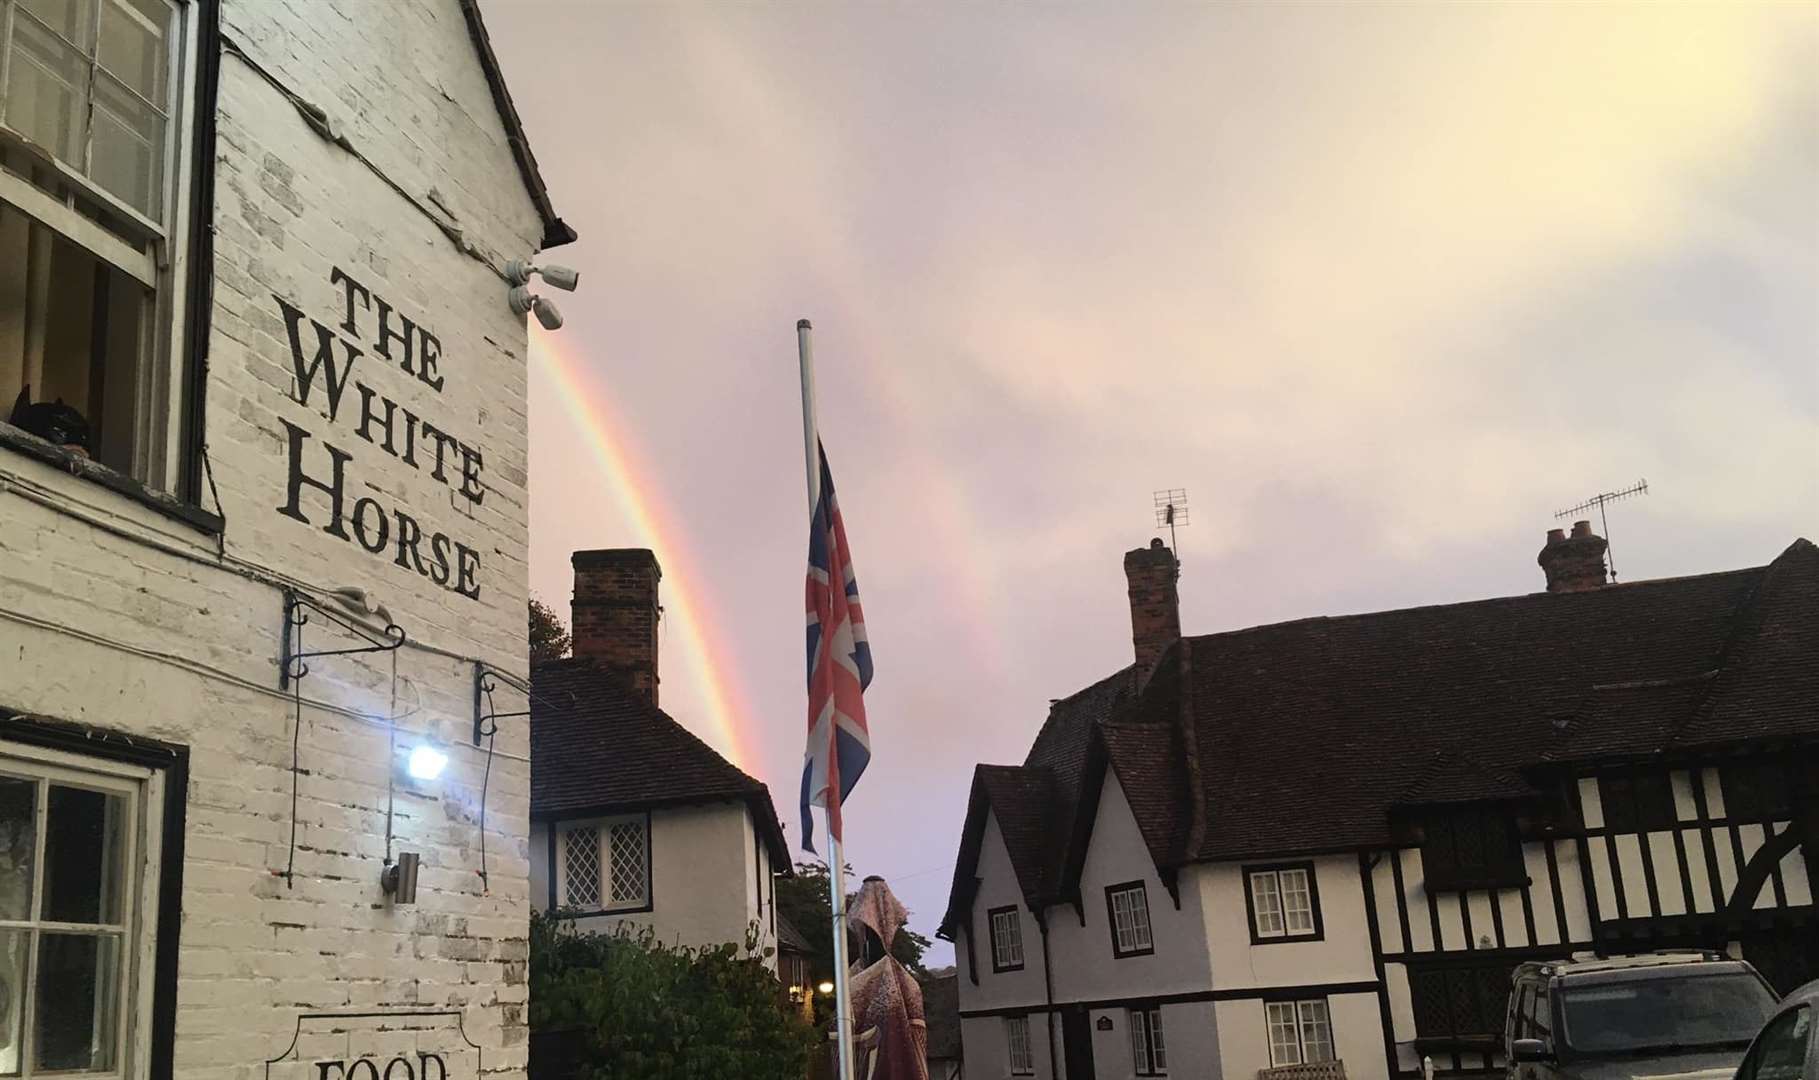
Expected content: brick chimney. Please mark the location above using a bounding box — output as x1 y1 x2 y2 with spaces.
1537 521 1609 593
571 548 662 703
1124 538 1181 679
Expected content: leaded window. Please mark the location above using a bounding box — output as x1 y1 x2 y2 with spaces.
558 814 650 912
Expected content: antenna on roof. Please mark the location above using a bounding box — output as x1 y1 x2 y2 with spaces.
1555 479 1648 582
1153 489 1188 561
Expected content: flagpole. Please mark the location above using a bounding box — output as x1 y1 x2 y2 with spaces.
798 317 857 1080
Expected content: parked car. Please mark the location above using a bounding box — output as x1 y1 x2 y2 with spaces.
1733 980 1818 1080
1505 952 1780 1080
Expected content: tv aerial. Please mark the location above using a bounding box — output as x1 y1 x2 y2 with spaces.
1153 489 1188 556
1555 479 1648 582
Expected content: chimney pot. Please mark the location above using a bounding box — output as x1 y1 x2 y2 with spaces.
1537 524 1609 593
570 548 663 703
1124 539 1181 680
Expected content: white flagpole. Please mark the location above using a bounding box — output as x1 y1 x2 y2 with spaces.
798 318 857 1080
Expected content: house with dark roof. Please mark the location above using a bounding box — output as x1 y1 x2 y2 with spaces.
532 549 790 958
940 527 1818 1080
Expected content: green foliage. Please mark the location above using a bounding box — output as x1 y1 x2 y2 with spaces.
530 598 571 662
529 911 818 1080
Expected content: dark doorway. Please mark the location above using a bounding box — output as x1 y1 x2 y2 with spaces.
1061 1006 1096 1080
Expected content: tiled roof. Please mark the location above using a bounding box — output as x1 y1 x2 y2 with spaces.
942 538 1816 932
920 972 961 1060
530 658 788 865
775 911 813 955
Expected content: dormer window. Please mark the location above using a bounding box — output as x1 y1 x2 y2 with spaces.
1420 805 1526 891
988 905 1024 972
1246 862 1322 943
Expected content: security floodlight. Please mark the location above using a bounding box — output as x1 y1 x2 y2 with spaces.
407 745 448 780
508 286 564 330
505 258 580 292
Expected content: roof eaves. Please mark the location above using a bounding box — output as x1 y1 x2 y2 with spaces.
456 0 576 248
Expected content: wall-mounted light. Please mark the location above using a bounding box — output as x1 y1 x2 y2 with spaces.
506 257 576 330
407 744 448 781
817 981 835 996
382 851 421 904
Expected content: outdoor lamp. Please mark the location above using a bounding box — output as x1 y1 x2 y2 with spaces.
382 851 421 904
407 744 448 780
817 981 835 995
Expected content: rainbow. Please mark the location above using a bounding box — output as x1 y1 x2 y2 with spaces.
529 330 758 773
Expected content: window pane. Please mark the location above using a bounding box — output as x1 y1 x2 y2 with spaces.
1299 1000 1334 1063
1281 869 1314 933
43 785 127 925
1266 1002 1301 1065
90 69 165 220
19 0 94 46
98 0 170 102
0 929 25 1076
607 820 646 904
5 12 90 165
1252 872 1284 935
0 778 35 921
34 932 122 1072
1148 1007 1167 1070
1129 1011 1149 1074
1127 889 1152 949
562 827 599 908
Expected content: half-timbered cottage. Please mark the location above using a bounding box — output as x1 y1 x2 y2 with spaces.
941 528 1817 1080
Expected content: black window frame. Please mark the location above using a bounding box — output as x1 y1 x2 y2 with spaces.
1420 805 1528 891
1129 1003 1167 1076
1104 880 1155 959
987 904 1025 973
1597 769 1679 833
1243 860 1324 945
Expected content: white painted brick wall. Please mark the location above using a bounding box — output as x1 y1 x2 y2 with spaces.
0 1 552 1076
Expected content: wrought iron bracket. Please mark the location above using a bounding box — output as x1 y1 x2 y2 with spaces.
473 663 530 745
279 589 407 689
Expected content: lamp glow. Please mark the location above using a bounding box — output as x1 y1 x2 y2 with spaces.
407 745 448 780
817 980 835 995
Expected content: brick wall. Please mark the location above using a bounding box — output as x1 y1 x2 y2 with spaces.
569 549 661 704
0 1 552 1076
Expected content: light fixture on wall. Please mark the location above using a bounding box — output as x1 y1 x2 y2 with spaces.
506 257 577 331
407 744 448 781
382 851 421 904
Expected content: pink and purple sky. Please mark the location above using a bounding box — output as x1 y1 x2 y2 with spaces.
487 3 1818 962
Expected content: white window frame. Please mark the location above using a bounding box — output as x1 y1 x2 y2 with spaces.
0 740 161 1080
988 905 1023 971
1130 1006 1167 1075
1249 865 1318 941
555 813 650 914
1005 1014 1033 1076
0 0 204 491
1265 999 1335 1068
1107 881 1153 956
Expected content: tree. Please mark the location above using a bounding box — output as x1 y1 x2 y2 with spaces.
530 597 571 662
775 861 932 986
529 912 818 1079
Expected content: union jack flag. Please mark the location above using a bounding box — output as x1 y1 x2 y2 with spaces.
801 441 873 853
